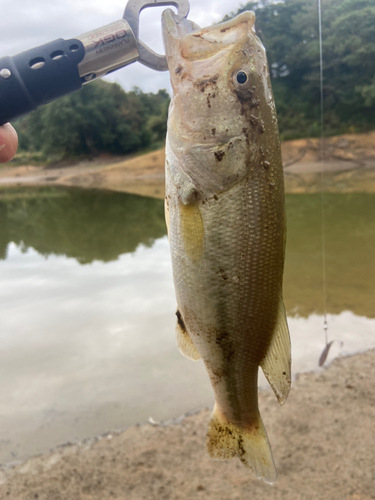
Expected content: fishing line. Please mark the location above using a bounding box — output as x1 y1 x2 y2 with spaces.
318 0 328 344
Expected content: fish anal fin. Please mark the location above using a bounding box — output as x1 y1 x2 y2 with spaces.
176 310 201 361
260 299 291 405
206 405 276 484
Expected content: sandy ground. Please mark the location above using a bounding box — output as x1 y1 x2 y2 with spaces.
0 350 374 499
1 131 375 198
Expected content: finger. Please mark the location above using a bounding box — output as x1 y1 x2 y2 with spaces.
0 123 19 163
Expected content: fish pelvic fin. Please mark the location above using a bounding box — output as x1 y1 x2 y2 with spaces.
260 299 291 405
175 310 201 361
206 405 276 485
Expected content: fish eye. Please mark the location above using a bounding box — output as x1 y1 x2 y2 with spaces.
236 71 248 85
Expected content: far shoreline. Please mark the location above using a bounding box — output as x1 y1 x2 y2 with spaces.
1 131 375 198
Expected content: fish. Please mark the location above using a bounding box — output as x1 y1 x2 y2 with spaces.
162 9 291 484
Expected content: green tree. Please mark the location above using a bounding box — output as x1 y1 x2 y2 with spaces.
14 80 170 160
225 0 375 139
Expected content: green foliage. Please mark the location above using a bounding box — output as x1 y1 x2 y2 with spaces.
225 0 375 139
14 81 170 162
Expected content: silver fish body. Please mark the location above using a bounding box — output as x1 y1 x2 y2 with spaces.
162 10 291 484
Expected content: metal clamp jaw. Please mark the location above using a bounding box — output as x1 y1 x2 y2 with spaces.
77 0 190 82
124 0 189 71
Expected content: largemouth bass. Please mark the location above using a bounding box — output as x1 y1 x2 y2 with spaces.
162 10 291 484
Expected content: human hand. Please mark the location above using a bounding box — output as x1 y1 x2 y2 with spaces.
0 124 18 163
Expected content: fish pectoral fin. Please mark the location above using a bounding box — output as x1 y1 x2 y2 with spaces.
175 310 201 361
164 197 170 238
260 298 291 405
179 202 204 263
206 405 276 485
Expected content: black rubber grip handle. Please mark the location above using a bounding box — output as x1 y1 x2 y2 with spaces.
0 38 85 125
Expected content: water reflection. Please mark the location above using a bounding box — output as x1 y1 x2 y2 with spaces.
0 187 167 264
1 187 374 318
0 239 200 464
0 187 374 464
284 193 375 318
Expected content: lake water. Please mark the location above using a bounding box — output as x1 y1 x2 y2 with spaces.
0 186 374 464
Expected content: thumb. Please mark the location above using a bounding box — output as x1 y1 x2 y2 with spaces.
0 123 18 163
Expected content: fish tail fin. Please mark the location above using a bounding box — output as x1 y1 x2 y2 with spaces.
206 405 276 484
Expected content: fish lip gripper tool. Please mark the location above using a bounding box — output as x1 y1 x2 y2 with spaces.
0 0 190 125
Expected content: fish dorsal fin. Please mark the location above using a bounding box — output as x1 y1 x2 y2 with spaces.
260 299 291 405
175 310 201 361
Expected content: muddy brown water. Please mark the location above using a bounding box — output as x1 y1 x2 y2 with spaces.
0 186 374 464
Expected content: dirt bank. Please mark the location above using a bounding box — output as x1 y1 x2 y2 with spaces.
0 349 374 500
282 131 375 194
1 131 375 198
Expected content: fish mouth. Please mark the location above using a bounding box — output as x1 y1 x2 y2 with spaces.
162 9 200 60
162 9 256 63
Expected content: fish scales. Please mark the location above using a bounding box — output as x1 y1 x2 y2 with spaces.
163 9 291 484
